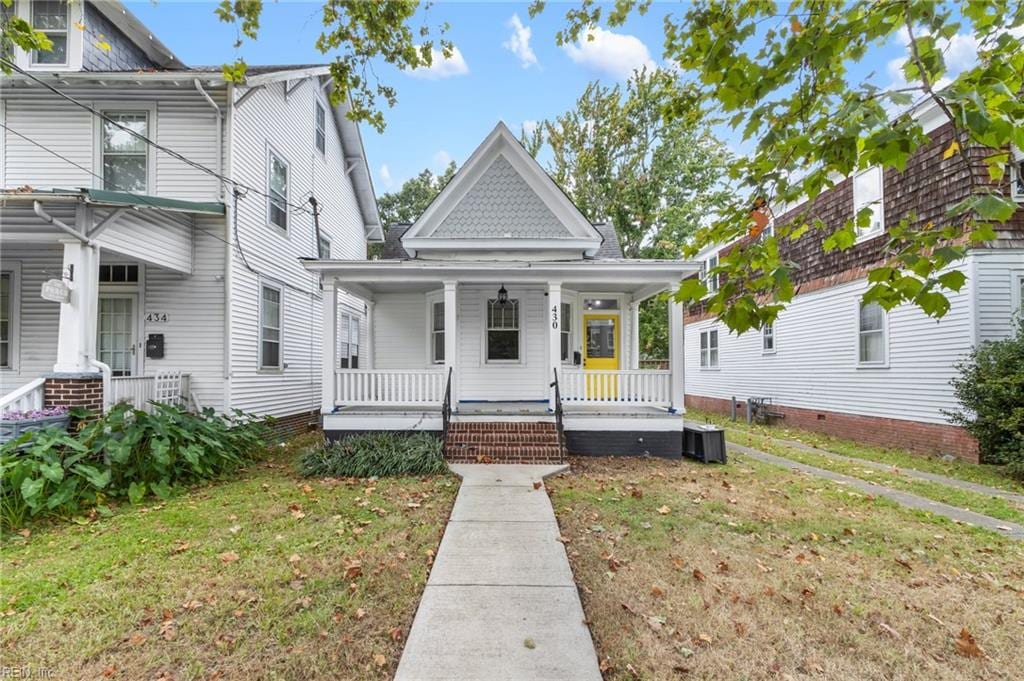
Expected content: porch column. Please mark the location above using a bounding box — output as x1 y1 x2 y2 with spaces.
628 299 641 370
547 281 562 410
53 240 101 373
668 295 685 413
365 300 376 370
321 278 338 414
443 280 458 409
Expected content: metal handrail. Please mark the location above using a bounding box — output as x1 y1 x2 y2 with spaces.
550 368 567 459
441 367 454 441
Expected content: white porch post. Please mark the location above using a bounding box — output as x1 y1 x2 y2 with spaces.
628 299 641 370
321 278 338 414
365 300 376 370
668 295 685 413
547 281 562 410
53 239 101 373
443 280 458 409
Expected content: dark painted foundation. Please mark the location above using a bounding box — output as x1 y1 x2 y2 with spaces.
566 431 682 459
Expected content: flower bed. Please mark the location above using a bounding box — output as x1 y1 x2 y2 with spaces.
0 407 71 446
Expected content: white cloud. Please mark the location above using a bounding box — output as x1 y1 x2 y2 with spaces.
406 46 469 80
432 149 453 170
521 119 540 136
503 14 538 69
885 27 979 90
379 163 393 189
562 26 655 79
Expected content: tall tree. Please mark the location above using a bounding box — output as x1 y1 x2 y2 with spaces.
377 161 457 228
534 1 1024 333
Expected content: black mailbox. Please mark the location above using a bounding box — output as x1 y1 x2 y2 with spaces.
146 334 165 359
573 350 582 366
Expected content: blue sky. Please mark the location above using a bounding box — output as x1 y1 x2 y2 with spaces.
125 1 980 194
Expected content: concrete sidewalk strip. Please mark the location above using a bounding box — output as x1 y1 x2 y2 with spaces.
395 463 602 681
757 433 1024 505
730 443 1024 541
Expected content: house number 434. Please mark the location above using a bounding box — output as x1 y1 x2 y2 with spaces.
146 312 168 323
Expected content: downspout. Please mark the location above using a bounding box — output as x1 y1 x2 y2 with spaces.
88 359 112 412
221 82 234 410
194 79 223 181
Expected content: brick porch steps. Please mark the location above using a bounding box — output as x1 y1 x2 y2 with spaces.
444 422 566 464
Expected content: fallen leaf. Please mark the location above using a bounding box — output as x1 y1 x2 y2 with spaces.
344 560 362 579
388 627 403 641
373 653 387 667
533 481 542 490
943 140 961 160
657 505 671 515
650 585 665 598
171 542 190 555
954 628 985 658
354 608 366 620
288 554 302 564
219 551 239 564
101 665 117 677
716 561 729 573
692 568 706 582
128 632 147 646
17 529 30 538
524 637 536 649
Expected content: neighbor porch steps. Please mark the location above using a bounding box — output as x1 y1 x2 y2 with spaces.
444 422 566 464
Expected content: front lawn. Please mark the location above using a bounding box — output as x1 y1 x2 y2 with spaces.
0 449 457 680
549 456 1024 680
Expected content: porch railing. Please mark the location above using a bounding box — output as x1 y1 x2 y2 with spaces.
335 369 446 406
0 377 46 416
561 369 672 406
108 374 191 412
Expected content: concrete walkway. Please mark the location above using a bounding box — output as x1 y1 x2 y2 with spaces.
729 443 1024 541
739 430 1024 505
395 464 602 681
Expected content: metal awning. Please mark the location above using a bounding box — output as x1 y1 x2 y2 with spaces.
1 188 225 216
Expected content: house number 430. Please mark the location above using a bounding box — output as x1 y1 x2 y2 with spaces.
146 312 168 323
550 304 559 329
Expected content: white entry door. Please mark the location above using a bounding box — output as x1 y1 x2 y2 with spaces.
98 294 137 377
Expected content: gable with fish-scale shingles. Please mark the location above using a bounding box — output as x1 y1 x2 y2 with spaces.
429 155 571 239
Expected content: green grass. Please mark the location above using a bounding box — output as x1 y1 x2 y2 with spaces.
688 409 1023 493
549 456 1024 680
0 449 458 680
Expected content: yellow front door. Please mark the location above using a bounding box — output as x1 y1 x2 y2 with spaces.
583 314 619 398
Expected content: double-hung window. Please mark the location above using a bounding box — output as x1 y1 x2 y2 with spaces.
0 272 13 369
486 298 519 362
858 302 887 365
560 302 572 362
31 0 68 65
853 166 884 238
101 112 149 192
762 324 775 353
702 253 719 294
1011 149 1024 202
699 329 719 368
318 235 331 259
340 313 360 368
259 284 282 369
431 301 445 364
268 149 289 231
315 101 327 155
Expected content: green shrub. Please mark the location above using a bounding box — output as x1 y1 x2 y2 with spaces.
0 403 271 529
299 432 447 478
947 315 1024 478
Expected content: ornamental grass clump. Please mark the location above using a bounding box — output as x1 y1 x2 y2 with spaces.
299 432 447 478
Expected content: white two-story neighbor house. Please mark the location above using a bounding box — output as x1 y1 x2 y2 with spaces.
308 123 700 461
0 0 380 432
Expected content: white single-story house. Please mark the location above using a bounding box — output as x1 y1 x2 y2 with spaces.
306 123 700 461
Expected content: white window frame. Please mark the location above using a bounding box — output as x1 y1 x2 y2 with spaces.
1011 270 1024 314
8 0 83 71
701 253 720 295
318 234 331 259
0 264 21 371
92 103 156 194
699 328 719 369
484 294 523 364
853 166 885 240
1010 147 1024 203
856 300 889 368
424 294 445 366
339 311 360 369
30 0 69 67
259 281 284 371
266 145 289 233
762 324 776 354
314 100 327 156
560 300 573 363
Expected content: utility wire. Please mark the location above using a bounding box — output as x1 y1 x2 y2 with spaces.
0 57 313 214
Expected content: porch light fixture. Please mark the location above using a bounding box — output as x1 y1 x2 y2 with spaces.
497 284 509 306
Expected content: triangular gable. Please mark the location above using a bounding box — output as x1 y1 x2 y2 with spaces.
401 122 602 257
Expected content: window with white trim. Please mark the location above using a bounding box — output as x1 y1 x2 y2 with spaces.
101 111 149 192
267 149 289 231
431 300 445 364
259 283 282 369
858 302 886 364
486 298 519 362
99 264 139 284
762 324 775 353
340 313 360 368
318 234 331 259
853 166 884 237
315 101 327 155
560 302 572 362
31 0 68 65
699 329 718 368
702 253 719 294
1013 273 1024 313
1010 150 1024 202
0 272 13 369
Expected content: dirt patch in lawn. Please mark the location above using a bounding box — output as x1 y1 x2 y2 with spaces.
548 456 1024 680
0 453 458 680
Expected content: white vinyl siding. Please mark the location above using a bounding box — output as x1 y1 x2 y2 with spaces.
975 250 1024 342
267 148 289 231
700 329 718 368
31 0 68 66
853 166 884 237
259 283 283 370
858 302 887 365
100 111 149 192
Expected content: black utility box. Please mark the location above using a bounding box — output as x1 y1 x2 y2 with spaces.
682 424 727 464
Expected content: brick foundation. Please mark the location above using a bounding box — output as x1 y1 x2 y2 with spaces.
445 421 566 464
43 375 105 412
686 394 980 463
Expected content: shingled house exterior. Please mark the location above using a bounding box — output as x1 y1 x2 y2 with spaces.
684 105 1024 462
